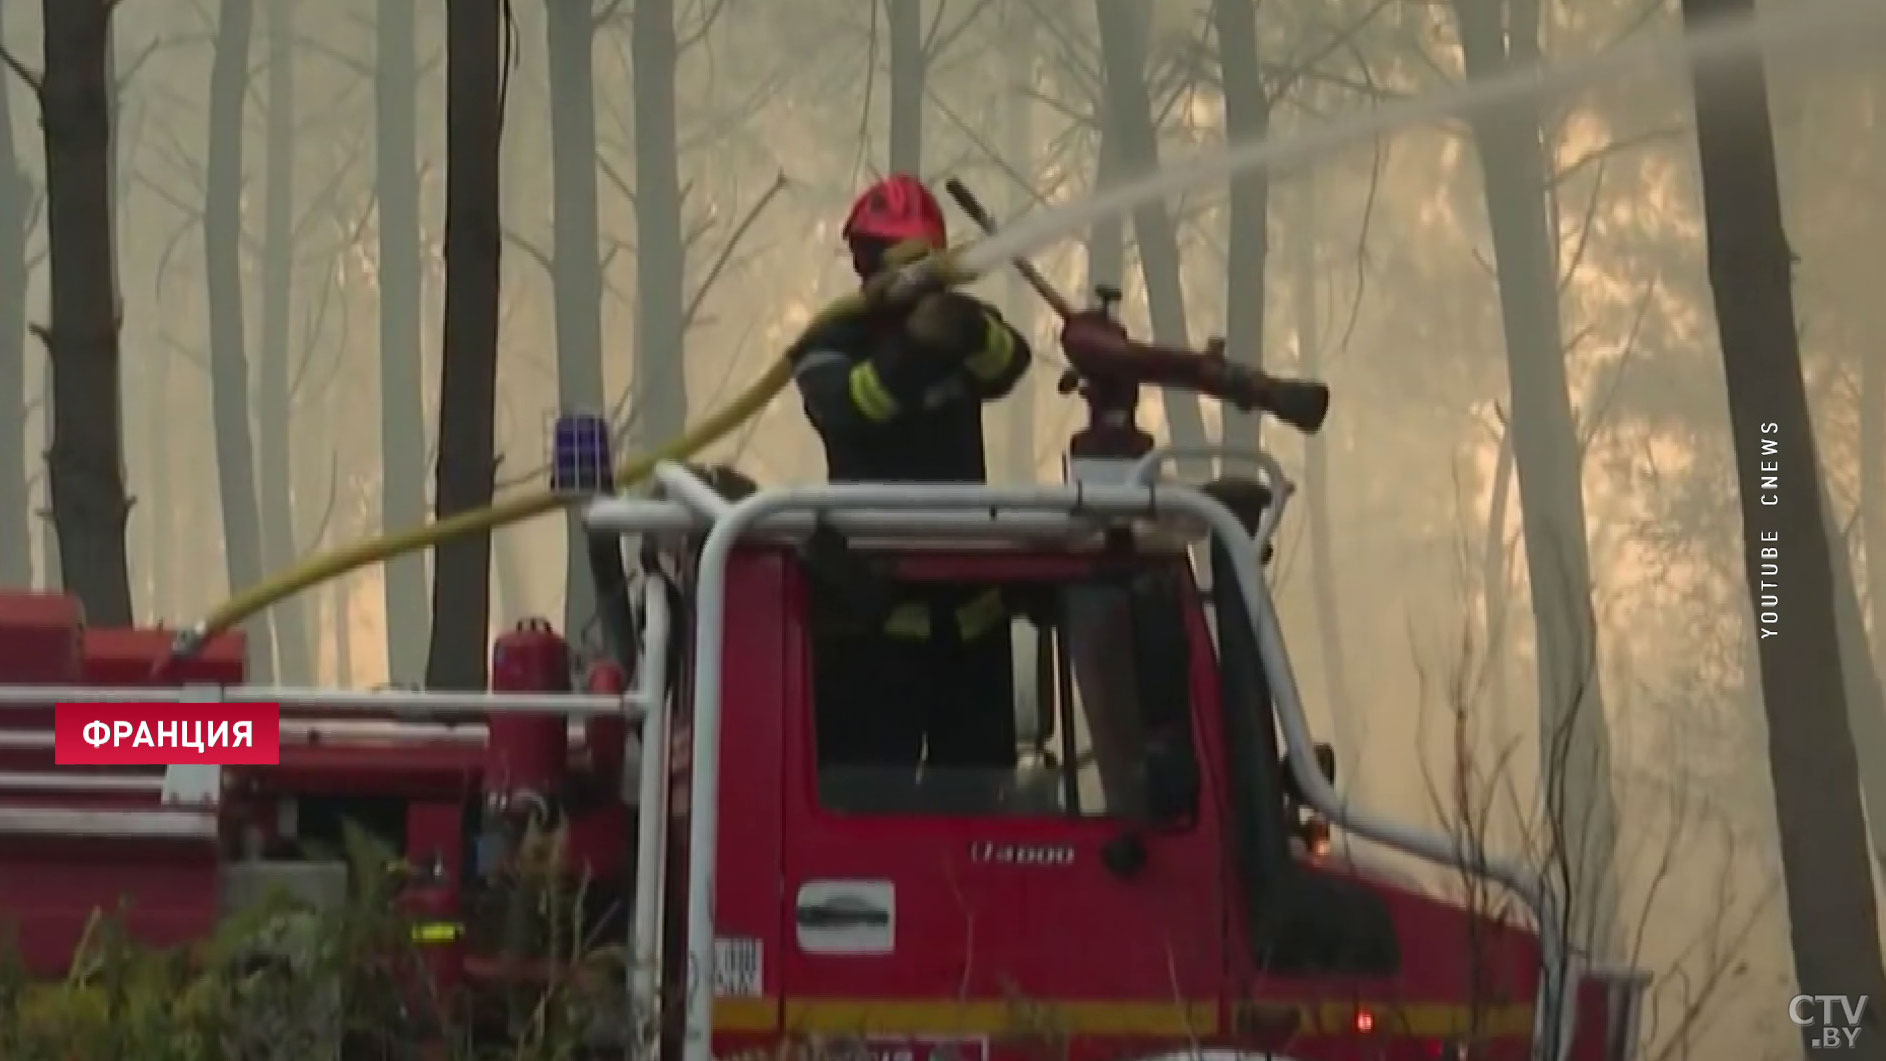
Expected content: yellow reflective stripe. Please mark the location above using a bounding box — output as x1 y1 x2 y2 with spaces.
956 588 1006 639
884 603 930 638
411 921 463 944
848 363 899 422
883 591 1005 640
963 315 1015 381
712 996 1538 1039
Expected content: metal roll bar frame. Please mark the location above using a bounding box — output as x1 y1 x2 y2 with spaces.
579 454 1569 1061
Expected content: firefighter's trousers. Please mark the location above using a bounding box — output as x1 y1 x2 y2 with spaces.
814 622 1017 774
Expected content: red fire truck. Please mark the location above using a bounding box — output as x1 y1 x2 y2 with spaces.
0 277 1647 1061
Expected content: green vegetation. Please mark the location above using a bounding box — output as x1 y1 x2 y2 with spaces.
0 822 625 1061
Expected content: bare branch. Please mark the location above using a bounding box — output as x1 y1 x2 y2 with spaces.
1020 85 1093 130
678 0 730 53
157 330 211 376
844 0 880 187
920 0 949 56
677 67 792 153
600 237 626 276
293 32 373 77
152 213 200 297
1017 0 1098 91
924 90 1051 212
134 167 205 223
924 0 996 61
0 44 42 96
288 253 343 407
114 35 162 94
1550 125 1688 189
1329 82 1387 363
597 153 638 208
288 125 371 249
1261 0 1397 104
1555 159 1607 295
1574 279 1657 453
503 226 554 279
683 169 788 331
593 0 628 30
296 451 343 554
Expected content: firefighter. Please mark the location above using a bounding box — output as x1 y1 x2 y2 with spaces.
791 173 1032 804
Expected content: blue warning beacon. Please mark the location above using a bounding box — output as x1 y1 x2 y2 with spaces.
551 412 613 493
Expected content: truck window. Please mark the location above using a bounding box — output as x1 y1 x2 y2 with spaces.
807 571 1199 822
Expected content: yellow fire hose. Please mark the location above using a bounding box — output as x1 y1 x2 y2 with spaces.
166 248 980 664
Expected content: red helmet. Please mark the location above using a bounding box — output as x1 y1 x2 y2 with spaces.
842 173 947 249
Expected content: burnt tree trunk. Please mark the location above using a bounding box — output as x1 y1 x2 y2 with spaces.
377 0 430 683
1684 0 1886 1040
886 0 923 173
260 0 310 680
39 0 133 624
546 0 604 635
424 0 504 691
630 0 685 446
1211 0 1269 450
0 35 29 587
206 0 275 677
1449 0 1618 953
1092 0 1206 453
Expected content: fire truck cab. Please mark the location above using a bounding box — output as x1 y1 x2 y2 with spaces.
669 492 1521 1060
606 453 1646 1061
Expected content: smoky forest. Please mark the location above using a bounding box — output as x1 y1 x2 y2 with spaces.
1 0 1885 1059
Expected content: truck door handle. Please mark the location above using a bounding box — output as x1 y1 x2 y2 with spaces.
795 901 891 928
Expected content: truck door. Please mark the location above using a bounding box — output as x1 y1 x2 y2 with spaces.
1007 567 1223 1042
777 556 1224 1052
776 559 1026 1055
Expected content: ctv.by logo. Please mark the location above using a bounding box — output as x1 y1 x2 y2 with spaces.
1792 995 1870 1049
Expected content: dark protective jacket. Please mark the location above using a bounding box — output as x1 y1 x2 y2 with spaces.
789 295 1031 484
791 294 1031 647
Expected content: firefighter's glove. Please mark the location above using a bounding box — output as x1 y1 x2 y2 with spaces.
905 291 992 361
860 240 943 308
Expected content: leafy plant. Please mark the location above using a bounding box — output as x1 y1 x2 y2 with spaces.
0 818 625 1061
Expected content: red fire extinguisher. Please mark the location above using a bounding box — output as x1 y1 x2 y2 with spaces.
485 619 572 813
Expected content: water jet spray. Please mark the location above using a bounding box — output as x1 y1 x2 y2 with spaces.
960 0 1886 277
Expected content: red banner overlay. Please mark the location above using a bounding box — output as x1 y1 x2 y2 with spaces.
55 702 281 766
